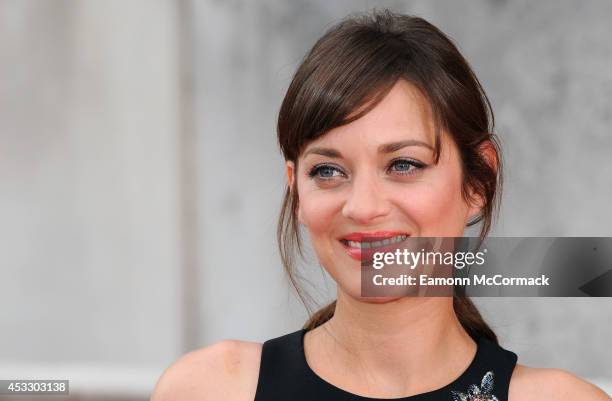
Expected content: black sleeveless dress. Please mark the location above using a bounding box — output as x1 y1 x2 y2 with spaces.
254 328 517 401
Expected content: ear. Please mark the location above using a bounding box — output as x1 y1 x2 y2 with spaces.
286 160 295 189
286 161 305 225
466 141 499 220
479 140 499 173
466 190 483 222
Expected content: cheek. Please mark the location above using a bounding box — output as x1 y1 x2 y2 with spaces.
397 168 469 236
298 187 342 235
298 185 362 297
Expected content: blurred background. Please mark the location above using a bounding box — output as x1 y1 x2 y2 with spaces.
1 0 611 400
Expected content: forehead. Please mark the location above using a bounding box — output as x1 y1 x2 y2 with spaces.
305 79 437 150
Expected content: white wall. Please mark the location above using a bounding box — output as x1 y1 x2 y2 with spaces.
0 0 183 397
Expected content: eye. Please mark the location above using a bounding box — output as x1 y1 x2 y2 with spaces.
308 163 346 180
388 158 426 176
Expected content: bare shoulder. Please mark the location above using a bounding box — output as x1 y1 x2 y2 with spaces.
509 364 610 401
151 339 263 401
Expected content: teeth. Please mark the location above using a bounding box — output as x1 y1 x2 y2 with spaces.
343 235 408 248
391 235 405 243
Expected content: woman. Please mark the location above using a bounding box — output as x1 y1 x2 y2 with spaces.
152 10 609 401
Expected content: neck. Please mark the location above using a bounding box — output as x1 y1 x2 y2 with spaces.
311 291 477 395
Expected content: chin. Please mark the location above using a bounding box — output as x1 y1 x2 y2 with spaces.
342 287 407 304
359 296 405 304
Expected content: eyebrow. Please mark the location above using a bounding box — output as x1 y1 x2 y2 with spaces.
379 139 435 153
303 139 434 159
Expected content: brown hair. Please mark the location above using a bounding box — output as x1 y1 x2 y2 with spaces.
276 10 502 344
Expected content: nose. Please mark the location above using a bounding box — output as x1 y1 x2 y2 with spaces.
341 172 391 224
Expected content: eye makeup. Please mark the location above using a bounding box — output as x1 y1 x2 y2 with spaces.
306 157 428 182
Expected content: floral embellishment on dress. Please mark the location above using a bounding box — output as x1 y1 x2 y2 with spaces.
451 371 498 401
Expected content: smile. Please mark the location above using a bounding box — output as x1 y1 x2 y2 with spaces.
340 234 409 249
338 232 411 261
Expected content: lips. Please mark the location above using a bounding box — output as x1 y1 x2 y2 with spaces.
338 231 410 262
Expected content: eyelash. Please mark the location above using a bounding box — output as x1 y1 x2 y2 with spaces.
307 158 426 180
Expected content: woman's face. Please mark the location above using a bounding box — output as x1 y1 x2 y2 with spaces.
286 79 480 301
